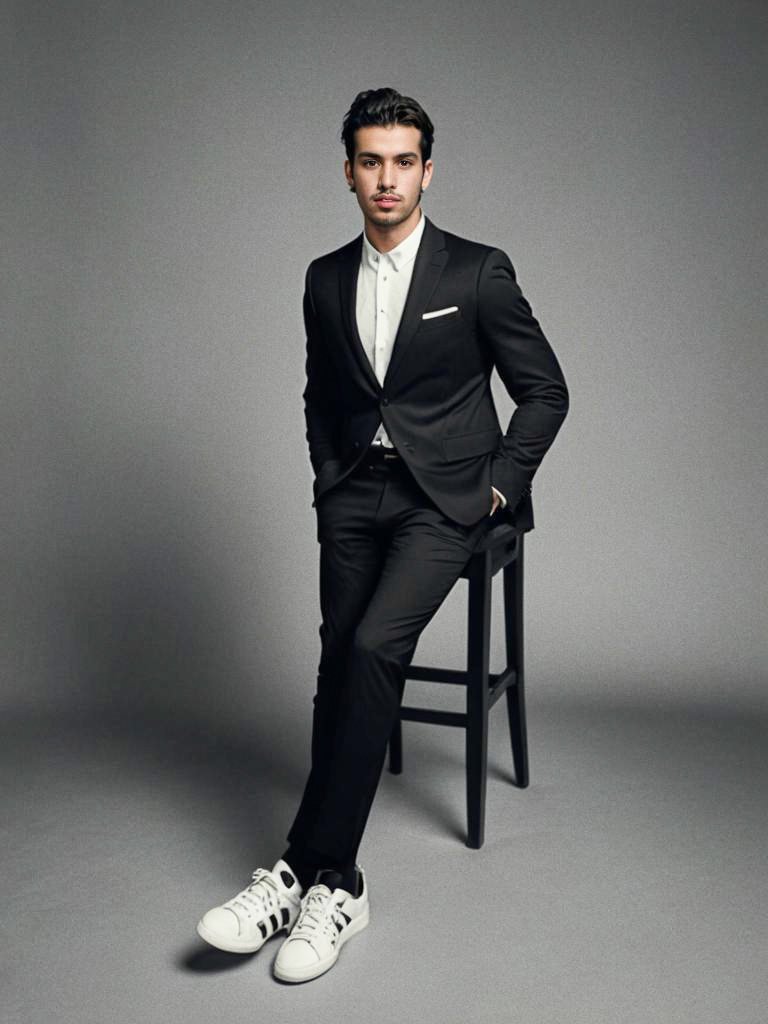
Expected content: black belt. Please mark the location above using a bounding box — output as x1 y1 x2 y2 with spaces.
366 443 401 460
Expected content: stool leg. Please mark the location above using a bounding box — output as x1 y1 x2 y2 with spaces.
503 534 529 788
466 555 492 848
388 716 402 775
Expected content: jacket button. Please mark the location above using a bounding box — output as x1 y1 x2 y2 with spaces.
353 441 360 448
381 397 389 406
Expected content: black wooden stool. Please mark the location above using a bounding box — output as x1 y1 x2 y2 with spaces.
387 521 528 849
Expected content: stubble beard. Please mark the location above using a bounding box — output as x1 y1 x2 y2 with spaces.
365 192 421 231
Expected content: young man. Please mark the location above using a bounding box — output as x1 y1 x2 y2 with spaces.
196 88 569 983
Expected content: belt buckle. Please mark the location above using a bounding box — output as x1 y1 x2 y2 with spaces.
369 443 398 458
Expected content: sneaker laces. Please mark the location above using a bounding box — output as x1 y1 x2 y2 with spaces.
291 886 347 941
227 868 280 918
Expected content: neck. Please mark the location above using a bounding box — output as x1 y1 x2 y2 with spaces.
363 205 422 253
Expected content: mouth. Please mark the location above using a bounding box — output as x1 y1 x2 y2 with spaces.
374 196 400 208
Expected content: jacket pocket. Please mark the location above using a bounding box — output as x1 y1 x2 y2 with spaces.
442 427 500 461
418 308 462 330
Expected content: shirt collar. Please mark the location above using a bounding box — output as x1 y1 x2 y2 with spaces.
361 208 426 272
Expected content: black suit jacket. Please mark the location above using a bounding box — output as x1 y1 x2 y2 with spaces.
303 215 569 529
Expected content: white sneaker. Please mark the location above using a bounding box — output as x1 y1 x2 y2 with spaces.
273 866 369 983
196 858 303 953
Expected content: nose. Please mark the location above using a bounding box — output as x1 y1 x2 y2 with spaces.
378 163 396 191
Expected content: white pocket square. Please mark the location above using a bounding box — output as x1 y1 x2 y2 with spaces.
421 306 459 320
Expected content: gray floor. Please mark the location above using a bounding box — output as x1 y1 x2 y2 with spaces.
2 688 766 1024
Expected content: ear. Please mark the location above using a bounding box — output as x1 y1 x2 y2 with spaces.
421 158 434 192
343 158 354 189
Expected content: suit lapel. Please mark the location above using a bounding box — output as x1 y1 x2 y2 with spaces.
386 219 449 387
338 233 379 392
338 216 449 393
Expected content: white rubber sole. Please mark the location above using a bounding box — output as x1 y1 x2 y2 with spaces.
195 916 292 954
273 904 370 983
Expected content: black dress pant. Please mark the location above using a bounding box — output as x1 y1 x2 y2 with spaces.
285 446 493 869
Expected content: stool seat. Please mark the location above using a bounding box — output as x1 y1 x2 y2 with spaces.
470 519 517 552
388 520 528 849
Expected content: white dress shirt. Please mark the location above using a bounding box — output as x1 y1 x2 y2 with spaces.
355 209 425 447
354 209 506 511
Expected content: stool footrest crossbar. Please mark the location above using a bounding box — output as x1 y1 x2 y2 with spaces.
400 707 467 728
404 666 518 708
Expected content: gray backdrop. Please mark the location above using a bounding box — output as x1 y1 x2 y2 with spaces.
5 0 766 721
3 1 766 1022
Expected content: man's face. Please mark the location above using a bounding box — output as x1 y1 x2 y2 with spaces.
344 123 433 231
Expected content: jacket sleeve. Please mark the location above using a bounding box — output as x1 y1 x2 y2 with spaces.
302 261 342 476
477 248 569 512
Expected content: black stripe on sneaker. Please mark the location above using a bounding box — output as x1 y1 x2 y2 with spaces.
281 907 290 927
334 918 344 932
340 911 351 924
269 913 279 932
258 921 268 939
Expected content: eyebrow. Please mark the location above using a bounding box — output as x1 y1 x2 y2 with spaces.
356 151 420 160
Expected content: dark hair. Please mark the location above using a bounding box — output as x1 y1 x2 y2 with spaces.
341 87 434 166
